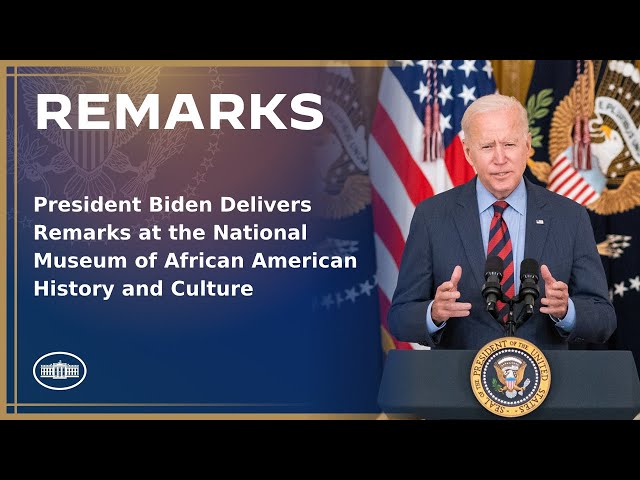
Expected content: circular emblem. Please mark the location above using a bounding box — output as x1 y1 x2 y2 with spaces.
33 351 87 391
470 337 551 418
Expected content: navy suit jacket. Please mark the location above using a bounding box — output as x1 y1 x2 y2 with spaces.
388 177 616 350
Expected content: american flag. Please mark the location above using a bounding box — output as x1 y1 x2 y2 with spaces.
369 60 496 350
547 153 599 205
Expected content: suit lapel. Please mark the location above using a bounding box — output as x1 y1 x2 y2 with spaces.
453 178 486 291
524 178 549 262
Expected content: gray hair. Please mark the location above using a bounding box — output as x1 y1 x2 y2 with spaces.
461 93 529 139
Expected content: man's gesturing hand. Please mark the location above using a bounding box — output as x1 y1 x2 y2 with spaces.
540 264 569 319
431 265 471 325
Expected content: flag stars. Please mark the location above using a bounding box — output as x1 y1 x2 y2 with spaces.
207 141 220 155
19 216 32 229
440 113 452 132
458 60 478 78
629 276 640 292
320 294 334 309
414 81 430 103
397 60 415 70
359 279 374 296
438 60 454 77
209 77 223 90
210 130 223 140
438 84 453 106
319 277 373 310
482 60 493 78
614 281 629 297
344 287 359 303
416 60 433 73
183 185 197 198
201 157 214 170
458 84 477 106
192 171 206 185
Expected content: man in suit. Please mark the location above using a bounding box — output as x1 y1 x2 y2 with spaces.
388 94 616 350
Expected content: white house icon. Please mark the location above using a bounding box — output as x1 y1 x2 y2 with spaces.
40 360 80 379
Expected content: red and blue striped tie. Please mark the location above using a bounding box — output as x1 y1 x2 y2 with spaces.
487 201 514 323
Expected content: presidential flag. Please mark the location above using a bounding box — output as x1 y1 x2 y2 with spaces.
525 60 640 370
369 60 496 350
311 66 384 411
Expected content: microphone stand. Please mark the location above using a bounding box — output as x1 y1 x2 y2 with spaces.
497 292 533 337
504 297 517 337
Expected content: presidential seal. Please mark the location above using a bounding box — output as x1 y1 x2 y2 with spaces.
470 337 551 418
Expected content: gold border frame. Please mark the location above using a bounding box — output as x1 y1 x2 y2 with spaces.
0 59 386 420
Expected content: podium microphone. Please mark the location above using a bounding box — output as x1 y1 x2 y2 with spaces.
482 256 503 319
519 258 540 316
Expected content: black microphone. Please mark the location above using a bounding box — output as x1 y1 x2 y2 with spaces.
519 258 540 316
482 256 504 319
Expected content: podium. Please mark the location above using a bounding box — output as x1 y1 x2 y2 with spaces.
378 349 640 419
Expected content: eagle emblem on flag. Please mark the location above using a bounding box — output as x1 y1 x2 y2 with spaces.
314 68 370 219
528 60 640 215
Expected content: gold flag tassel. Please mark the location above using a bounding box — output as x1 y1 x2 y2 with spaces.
580 113 591 170
431 98 445 161
422 60 444 162
423 58 433 162
423 101 433 162
572 115 583 169
423 59 433 161
579 60 592 169
572 60 592 170
572 60 583 169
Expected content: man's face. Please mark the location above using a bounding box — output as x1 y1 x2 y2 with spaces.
463 107 531 200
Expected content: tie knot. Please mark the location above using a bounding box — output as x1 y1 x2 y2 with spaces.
493 200 509 216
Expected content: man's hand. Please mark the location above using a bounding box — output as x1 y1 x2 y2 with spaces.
540 264 569 319
431 265 471 325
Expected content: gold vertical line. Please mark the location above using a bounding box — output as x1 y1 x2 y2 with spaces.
13 66 17 413
0 62 7 418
